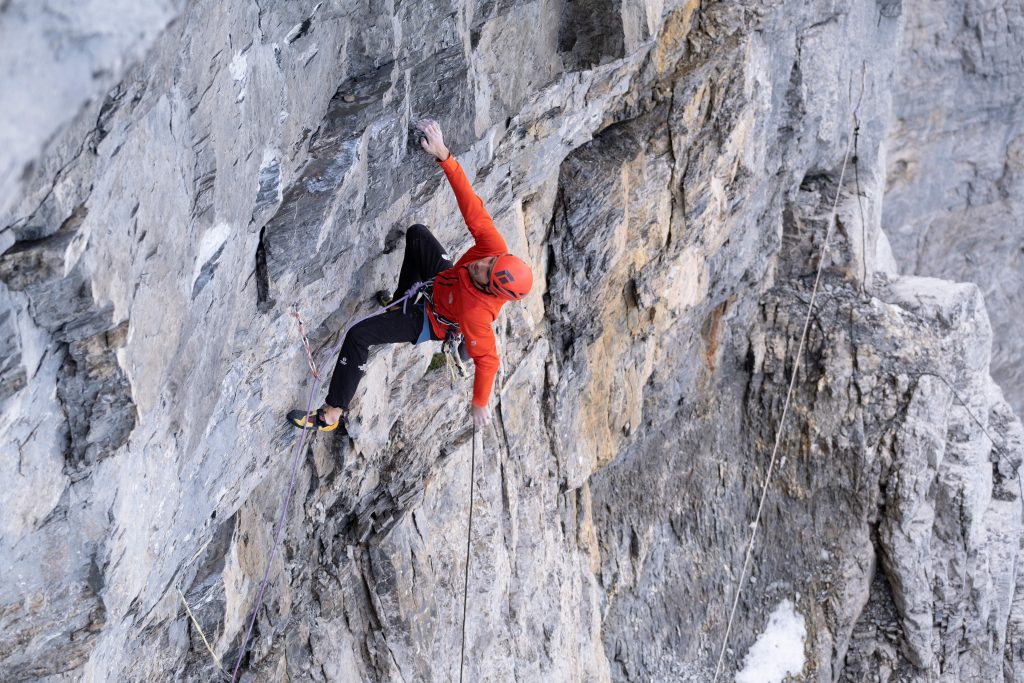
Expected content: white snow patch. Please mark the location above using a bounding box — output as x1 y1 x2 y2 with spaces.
229 51 248 82
260 146 279 169
191 221 232 286
229 51 248 102
736 600 806 683
197 221 231 265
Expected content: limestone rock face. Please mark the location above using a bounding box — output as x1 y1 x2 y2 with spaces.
882 0 1024 418
1 1 1022 682
0 0 186 238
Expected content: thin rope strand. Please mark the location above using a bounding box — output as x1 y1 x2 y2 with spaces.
712 123 855 682
913 371 1022 501
230 376 320 681
179 589 230 679
459 426 478 683
293 310 320 379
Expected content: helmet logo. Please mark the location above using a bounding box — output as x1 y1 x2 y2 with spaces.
494 269 515 284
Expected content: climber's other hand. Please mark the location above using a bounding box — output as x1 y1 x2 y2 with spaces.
471 404 491 429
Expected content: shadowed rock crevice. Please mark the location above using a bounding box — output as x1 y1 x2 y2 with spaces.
0 302 26 401
558 0 625 70
255 224 273 312
57 320 137 479
839 567 917 681
0 212 112 343
0 207 138 475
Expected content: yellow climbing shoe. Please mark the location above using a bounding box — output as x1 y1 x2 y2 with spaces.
287 408 340 432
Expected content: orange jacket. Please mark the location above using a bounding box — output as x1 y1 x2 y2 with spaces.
427 155 508 407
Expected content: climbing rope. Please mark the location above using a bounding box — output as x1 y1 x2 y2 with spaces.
229 282 431 682
911 371 1023 502
179 589 231 680
459 425 478 683
293 310 321 380
711 121 856 682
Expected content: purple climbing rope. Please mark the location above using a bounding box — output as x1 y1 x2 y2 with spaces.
230 281 431 682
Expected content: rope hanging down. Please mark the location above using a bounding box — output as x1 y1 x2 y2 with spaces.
230 282 431 682
179 589 230 680
459 426 478 683
711 121 856 683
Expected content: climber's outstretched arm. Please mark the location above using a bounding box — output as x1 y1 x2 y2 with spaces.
415 119 507 257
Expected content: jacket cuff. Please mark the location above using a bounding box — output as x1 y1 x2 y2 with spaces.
438 154 458 170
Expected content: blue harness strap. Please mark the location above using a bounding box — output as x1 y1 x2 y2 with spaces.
416 303 432 345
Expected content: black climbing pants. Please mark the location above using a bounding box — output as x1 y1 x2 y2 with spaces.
324 224 453 410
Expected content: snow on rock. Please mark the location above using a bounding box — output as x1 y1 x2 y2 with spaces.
736 600 807 683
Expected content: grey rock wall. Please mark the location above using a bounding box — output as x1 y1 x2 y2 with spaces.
882 0 1024 418
0 0 185 237
1 0 1022 682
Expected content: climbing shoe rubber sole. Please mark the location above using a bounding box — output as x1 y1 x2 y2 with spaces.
287 408 340 432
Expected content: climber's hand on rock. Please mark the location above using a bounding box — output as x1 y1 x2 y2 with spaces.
416 119 450 162
471 404 491 429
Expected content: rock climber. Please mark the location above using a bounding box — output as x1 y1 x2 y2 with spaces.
287 118 533 433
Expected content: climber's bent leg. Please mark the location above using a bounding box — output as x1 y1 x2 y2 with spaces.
393 224 454 300
324 307 424 411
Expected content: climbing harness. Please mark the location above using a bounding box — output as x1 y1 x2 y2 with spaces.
417 280 458 331
459 424 478 683
711 120 856 683
229 281 433 682
402 278 434 314
416 280 470 384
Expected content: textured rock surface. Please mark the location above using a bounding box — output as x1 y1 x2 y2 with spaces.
0 0 185 233
882 0 1024 417
1 1 1022 682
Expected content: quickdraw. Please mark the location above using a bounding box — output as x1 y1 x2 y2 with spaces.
442 332 469 383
